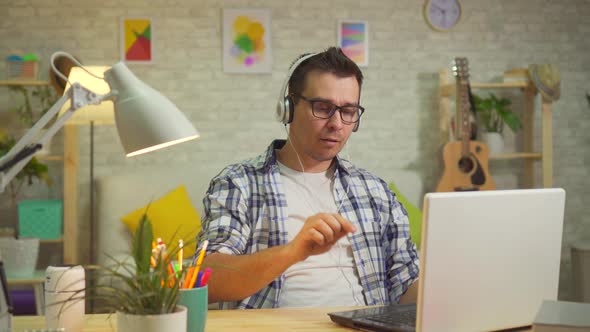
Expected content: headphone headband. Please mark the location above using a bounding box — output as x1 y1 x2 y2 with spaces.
275 53 318 125
274 51 361 132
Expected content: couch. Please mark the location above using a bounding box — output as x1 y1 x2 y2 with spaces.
95 164 423 267
95 163 223 267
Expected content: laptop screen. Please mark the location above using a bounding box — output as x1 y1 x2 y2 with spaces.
417 188 565 331
329 188 566 332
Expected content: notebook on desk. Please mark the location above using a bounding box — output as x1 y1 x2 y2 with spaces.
329 188 566 332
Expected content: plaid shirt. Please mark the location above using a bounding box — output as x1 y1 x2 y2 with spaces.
202 140 419 309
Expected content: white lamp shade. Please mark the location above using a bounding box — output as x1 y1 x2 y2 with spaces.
58 66 115 125
104 62 199 157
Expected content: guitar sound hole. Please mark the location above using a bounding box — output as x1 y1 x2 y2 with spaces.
458 157 474 173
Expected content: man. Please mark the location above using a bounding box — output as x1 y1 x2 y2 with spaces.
201 47 419 309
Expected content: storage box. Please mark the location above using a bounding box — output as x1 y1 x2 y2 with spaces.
6 59 23 78
5 54 39 79
18 200 63 240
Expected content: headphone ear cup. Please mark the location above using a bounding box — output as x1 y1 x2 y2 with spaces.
276 98 286 124
276 53 318 125
286 96 295 124
353 117 360 132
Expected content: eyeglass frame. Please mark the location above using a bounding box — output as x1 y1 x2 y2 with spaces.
293 94 365 124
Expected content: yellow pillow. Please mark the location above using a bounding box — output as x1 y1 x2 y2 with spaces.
121 185 201 257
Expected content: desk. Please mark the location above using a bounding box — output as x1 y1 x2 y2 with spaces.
14 307 354 331
7 270 45 315
13 307 534 332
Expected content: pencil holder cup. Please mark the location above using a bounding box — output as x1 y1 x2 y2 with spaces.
178 285 207 332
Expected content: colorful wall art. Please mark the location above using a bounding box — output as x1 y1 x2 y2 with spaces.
223 9 272 73
121 17 153 63
337 20 369 67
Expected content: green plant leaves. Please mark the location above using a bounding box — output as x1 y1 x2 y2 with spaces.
0 134 51 206
473 92 521 134
133 213 154 277
7 85 58 126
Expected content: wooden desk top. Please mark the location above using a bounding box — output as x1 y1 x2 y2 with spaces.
13 306 533 332
14 307 357 332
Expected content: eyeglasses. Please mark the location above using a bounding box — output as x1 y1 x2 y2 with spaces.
295 94 364 124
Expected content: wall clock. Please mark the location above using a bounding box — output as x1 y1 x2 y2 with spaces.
424 0 462 32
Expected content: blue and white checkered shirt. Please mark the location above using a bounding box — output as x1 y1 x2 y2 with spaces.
202 140 419 309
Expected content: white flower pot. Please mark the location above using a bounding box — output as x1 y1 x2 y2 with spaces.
482 132 504 155
0 237 39 277
117 305 187 332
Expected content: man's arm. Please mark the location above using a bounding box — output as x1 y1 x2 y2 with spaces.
204 246 296 302
399 280 418 304
204 213 356 303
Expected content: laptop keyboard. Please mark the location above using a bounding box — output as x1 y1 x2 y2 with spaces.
365 309 416 326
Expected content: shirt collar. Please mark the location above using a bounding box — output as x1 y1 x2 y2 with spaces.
262 139 353 175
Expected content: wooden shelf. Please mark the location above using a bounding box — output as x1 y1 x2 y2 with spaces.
6 270 45 284
40 238 63 244
438 67 553 189
471 81 529 89
440 81 531 97
490 153 542 160
36 155 63 161
0 80 49 86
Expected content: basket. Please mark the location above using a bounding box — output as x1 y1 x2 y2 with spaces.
5 53 39 79
18 200 63 240
21 61 38 79
0 237 39 277
6 60 23 78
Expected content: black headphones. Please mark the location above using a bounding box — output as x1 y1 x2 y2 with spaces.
275 53 360 132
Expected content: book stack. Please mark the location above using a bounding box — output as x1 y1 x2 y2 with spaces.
533 300 590 332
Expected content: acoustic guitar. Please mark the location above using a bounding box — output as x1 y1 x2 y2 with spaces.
436 58 495 192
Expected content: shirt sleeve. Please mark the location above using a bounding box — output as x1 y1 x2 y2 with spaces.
383 187 420 303
201 170 251 256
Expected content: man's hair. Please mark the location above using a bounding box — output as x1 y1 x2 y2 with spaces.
288 47 363 103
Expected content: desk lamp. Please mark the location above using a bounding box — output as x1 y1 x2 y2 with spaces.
0 51 200 192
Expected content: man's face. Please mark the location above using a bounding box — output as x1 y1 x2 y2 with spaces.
289 70 360 166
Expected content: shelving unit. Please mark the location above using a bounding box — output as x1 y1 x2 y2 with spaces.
0 80 49 86
37 155 64 161
438 68 554 188
0 79 69 260
0 79 69 313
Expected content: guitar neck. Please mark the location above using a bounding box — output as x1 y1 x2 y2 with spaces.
454 58 472 158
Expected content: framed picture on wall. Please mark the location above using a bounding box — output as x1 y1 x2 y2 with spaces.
121 17 154 63
337 20 369 67
222 8 272 73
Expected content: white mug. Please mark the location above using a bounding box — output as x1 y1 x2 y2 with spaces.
44 265 85 332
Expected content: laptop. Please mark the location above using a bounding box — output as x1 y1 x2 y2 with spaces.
329 188 566 332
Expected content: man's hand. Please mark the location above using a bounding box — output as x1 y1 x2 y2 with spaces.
204 213 356 303
287 213 357 261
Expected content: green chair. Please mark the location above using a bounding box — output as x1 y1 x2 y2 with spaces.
388 175 423 249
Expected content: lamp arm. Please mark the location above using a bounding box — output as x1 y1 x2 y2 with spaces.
0 83 109 193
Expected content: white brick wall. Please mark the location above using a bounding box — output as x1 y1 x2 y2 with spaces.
1 0 589 300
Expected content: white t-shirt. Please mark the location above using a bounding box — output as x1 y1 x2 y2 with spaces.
277 160 365 307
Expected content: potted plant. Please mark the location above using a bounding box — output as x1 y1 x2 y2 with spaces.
472 93 522 154
8 84 59 155
0 129 52 227
57 215 193 332
0 130 51 276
